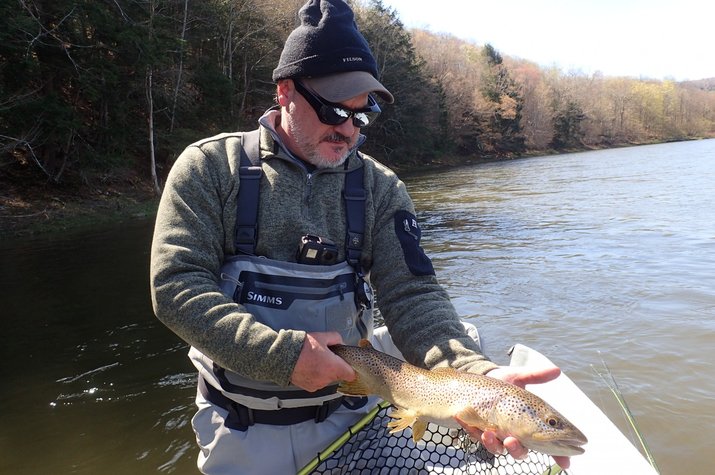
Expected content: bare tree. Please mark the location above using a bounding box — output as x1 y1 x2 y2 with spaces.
169 0 189 133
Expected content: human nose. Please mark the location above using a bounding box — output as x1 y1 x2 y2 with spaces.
333 117 358 136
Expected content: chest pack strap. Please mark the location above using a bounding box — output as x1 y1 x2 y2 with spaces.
235 129 262 255
343 156 365 269
198 375 347 431
234 129 365 267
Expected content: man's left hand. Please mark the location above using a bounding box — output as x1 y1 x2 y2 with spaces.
454 366 571 469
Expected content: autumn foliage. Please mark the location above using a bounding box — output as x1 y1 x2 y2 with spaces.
2 0 714 192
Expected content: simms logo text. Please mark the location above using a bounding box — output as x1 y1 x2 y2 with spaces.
247 291 283 306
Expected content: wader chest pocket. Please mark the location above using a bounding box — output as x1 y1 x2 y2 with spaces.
221 270 359 334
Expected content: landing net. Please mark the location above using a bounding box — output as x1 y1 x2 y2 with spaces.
299 400 564 475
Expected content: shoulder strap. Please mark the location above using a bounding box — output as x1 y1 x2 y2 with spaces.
343 155 366 270
234 133 366 265
235 129 262 255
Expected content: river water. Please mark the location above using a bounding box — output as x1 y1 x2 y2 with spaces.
1 139 713 474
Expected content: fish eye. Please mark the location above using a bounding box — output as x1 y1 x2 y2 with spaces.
547 417 558 427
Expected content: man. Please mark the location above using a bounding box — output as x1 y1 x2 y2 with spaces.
150 0 567 473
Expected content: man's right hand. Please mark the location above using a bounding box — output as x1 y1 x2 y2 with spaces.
290 332 356 392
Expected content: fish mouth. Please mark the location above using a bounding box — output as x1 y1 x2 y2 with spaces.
551 440 586 456
529 433 588 456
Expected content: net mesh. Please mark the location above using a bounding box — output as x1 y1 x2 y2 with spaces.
303 402 564 475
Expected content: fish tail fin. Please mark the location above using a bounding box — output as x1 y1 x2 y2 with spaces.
337 374 371 396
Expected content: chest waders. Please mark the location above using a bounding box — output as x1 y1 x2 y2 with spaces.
189 129 374 431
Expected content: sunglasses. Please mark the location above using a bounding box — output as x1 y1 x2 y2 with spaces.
293 80 381 128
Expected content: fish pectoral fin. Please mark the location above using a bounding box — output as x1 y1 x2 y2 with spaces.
454 407 489 430
387 407 418 434
337 374 371 396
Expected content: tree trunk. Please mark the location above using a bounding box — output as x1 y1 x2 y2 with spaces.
170 0 189 133
147 67 161 195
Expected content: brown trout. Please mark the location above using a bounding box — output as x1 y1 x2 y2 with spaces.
330 340 587 457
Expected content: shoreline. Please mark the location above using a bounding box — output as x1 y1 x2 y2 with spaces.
0 175 160 240
2 138 710 240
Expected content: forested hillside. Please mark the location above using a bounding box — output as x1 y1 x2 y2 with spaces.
2 0 714 195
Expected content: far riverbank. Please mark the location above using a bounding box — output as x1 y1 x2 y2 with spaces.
1 138 710 240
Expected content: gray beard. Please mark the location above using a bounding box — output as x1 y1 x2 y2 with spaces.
287 111 351 169
308 144 350 169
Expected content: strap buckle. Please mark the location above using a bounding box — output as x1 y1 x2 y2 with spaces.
235 225 257 244
240 165 262 179
226 401 254 431
314 397 343 423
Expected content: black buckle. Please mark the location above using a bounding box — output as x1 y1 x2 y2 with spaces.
354 274 372 309
314 400 332 423
235 225 256 244
342 396 369 411
240 165 262 179
225 402 254 431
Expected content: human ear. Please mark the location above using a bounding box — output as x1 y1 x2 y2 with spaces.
276 79 294 107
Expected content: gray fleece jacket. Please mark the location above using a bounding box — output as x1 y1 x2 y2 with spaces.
150 110 497 387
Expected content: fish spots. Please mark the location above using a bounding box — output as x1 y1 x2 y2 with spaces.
331 343 587 456
446 380 461 391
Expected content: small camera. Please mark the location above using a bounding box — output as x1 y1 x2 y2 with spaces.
296 235 338 265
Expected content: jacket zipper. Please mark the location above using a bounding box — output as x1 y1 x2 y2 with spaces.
305 172 313 203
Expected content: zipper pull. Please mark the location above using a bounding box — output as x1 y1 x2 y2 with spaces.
220 273 243 303
220 273 241 286
305 173 313 201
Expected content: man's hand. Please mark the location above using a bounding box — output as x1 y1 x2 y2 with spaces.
455 365 571 469
290 332 356 392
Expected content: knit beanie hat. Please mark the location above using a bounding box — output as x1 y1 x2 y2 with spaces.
272 0 394 103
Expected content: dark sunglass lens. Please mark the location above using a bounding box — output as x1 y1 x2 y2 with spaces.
297 81 381 127
353 110 380 127
323 106 351 125
352 112 370 127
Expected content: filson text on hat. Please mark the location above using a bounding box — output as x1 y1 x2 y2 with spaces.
342 57 363 63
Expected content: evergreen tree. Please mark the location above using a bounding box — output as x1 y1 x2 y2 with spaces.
353 0 443 164
550 100 586 149
2 0 714 196
479 43 526 155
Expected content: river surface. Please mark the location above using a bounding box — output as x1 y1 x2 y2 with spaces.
2 139 714 474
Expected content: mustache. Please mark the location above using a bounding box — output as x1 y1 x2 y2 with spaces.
322 133 351 144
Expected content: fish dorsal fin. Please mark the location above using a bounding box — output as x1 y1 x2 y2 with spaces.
358 339 373 349
337 374 371 396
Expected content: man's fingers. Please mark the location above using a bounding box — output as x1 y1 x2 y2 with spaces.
502 436 527 460
456 418 530 460
333 354 356 381
290 332 355 391
513 366 561 386
552 455 570 469
480 431 505 455
486 366 561 389
313 331 345 347
454 416 483 442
